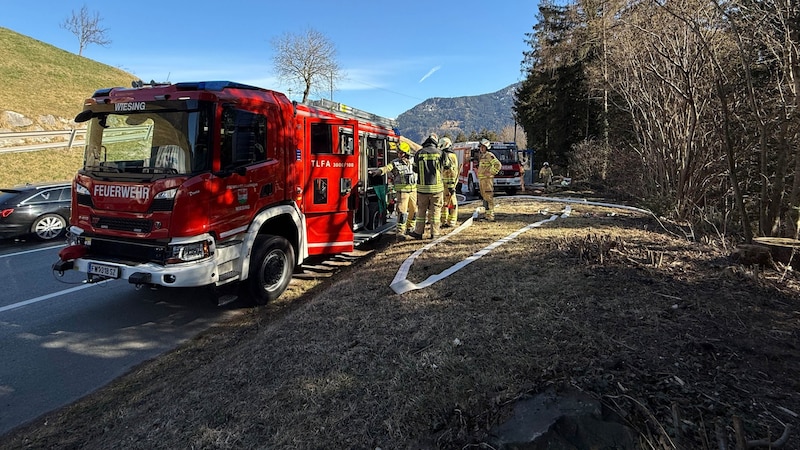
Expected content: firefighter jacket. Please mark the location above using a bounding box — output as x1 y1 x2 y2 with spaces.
477 150 501 179
414 143 445 194
442 149 459 189
376 157 417 193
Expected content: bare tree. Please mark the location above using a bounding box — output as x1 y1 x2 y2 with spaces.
60 5 111 56
271 28 342 104
499 124 527 150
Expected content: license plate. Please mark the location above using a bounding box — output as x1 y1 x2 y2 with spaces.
89 263 120 278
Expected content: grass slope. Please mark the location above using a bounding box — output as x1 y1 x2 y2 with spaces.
0 27 135 122
0 27 136 186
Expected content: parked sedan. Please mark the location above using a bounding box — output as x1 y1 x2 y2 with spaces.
0 182 72 241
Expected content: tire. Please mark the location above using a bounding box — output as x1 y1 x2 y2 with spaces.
469 176 479 197
366 201 379 230
246 235 295 305
31 214 67 241
372 210 386 229
506 187 518 196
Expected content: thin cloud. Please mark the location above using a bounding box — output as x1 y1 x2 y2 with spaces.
419 65 441 83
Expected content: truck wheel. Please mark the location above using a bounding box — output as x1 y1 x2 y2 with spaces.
31 214 67 241
247 235 295 305
469 176 479 197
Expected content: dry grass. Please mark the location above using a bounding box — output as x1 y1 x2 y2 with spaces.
3 197 800 449
0 147 84 187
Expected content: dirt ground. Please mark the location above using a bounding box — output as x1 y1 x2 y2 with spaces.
3 191 800 449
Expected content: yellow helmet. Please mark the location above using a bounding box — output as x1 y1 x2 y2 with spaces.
398 141 411 154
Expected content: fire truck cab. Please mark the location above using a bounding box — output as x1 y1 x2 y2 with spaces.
53 81 398 304
452 141 522 196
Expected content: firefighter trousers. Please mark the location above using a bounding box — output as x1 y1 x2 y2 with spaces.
414 191 444 237
479 177 495 220
396 190 417 232
440 189 458 226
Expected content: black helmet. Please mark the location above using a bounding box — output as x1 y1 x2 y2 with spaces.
423 133 439 147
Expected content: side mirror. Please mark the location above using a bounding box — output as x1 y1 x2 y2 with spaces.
74 110 94 123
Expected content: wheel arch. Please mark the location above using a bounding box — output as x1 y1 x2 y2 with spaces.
238 203 305 282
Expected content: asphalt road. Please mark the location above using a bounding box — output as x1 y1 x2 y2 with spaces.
0 237 240 437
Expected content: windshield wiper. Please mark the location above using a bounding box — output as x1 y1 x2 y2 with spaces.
142 167 179 175
86 164 121 173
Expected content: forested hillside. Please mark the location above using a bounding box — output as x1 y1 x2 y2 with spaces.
397 84 519 144
514 1 799 242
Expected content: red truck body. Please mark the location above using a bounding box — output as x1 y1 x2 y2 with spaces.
54 81 398 303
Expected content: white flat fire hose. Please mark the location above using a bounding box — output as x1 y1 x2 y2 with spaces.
388 196 652 295
389 204 571 294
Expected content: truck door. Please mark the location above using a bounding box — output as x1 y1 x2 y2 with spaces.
303 119 359 255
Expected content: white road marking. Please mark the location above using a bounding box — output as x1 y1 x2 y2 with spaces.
0 280 112 314
0 244 63 259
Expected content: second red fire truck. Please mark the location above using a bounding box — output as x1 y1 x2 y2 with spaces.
53 81 399 304
451 141 523 196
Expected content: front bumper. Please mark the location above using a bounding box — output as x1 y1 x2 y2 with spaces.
493 178 521 187
72 256 220 288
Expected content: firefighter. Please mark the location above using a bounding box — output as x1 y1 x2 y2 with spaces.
439 137 460 228
409 134 444 239
539 162 553 190
477 138 501 221
369 141 417 235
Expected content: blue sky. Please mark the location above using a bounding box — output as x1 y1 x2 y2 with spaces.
2 1 539 119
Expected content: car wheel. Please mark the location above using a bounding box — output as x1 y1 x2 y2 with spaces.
31 214 67 240
246 235 295 305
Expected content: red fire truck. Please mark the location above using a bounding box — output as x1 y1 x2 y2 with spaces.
53 81 399 304
452 141 522 196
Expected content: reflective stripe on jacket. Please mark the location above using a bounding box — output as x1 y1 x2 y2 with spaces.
442 150 459 188
414 143 444 194
478 151 501 179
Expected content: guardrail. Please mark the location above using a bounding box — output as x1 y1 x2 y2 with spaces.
0 125 153 154
0 129 86 154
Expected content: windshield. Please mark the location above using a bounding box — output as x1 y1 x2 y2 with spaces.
491 147 518 163
82 106 212 177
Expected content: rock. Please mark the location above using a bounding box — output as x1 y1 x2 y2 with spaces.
488 388 637 449
1 111 33 128
38 114 58 127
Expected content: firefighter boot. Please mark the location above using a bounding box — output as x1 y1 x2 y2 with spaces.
431 222 441 239
396 212 408 234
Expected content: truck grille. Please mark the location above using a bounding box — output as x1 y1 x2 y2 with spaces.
94 217 153 233
86 238 167 264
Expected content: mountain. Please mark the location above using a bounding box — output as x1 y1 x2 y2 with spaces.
396 83 520 144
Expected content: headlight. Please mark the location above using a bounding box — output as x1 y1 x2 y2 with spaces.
166 240 211 263
75 183 90 195
155 188 178 200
